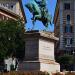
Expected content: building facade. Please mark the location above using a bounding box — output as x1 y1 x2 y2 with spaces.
0 0 26 22
54 0 75 70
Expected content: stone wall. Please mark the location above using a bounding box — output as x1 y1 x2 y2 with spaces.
40 62 60 73
39 39 54 60
19 31 60 72
25 38 38 60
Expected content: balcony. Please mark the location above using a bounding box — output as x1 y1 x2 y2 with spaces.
64 32 73 38
65 44 72 48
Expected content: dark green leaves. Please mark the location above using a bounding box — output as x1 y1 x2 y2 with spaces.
0 19 25 60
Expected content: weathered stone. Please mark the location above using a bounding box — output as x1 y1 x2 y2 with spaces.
18 30 60 73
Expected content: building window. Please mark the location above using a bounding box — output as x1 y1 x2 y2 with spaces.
3 16 4 20
67 15 70 21
11 5 13 9
66 26 70 32
64 3 70 10
7 17 9 20
64 15 73 33
70 26 72 33
64 26 72 33
64 38 73 47
70 38 73 44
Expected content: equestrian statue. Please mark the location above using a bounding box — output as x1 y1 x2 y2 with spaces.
25 0 52 27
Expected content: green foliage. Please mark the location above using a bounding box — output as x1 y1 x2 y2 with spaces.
0 19 25 60
56 54 75 70
56 54 75 65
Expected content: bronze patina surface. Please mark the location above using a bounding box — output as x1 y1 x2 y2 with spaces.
25 0 52 27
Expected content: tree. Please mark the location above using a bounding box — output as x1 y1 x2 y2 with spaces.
0 19 25 61
56 54 75 71
15 19 25 59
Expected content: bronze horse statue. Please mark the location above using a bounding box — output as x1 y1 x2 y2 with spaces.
25 0 51 27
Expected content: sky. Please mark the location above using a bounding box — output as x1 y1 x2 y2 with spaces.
22 0 57 32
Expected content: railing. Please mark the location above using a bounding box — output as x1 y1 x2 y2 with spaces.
64 33 73 37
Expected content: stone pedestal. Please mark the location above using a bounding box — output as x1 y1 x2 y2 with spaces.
18 30 60 73
18 61 60 73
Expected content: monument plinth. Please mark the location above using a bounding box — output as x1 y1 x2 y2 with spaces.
18 30 60 73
